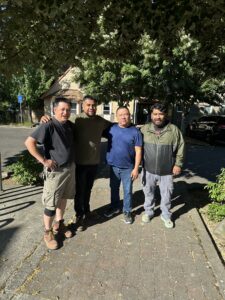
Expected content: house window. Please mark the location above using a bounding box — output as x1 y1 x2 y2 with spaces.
103 103 110 115
71 102 77 114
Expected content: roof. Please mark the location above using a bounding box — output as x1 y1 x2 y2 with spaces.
41 67 83 101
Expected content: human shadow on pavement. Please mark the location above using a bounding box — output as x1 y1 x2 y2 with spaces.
171 181 210 221
130 181 210 222
74 189 145 230
72 180 210 230
0 227 19 259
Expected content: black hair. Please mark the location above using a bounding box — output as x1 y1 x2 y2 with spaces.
54 97 72 107
116 106 130 113
83 95 97 102
150 103 167 113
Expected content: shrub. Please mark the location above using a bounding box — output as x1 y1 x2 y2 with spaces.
205 168 225 222
8 151 43 185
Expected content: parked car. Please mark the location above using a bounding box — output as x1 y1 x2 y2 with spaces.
186 115 225 144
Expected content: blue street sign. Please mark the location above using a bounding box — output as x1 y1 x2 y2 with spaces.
18 94 23 103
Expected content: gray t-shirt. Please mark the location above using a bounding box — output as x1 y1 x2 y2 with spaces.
31 117 75 167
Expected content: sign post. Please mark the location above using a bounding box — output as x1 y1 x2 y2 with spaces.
17 94 23 123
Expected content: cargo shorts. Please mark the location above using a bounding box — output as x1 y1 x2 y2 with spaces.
42 162 75 211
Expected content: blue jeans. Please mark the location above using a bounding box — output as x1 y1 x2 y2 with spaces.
110 166 133 213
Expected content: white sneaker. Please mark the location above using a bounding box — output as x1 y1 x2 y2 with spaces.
161 215 174 229
142 213 151 223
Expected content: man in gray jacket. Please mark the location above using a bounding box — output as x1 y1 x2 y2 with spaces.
141 102 185 228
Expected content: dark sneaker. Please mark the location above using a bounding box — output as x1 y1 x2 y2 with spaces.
53 219 73 238
44 230 58 250
76 215 85 232
104 207 120 218
124 212 133 224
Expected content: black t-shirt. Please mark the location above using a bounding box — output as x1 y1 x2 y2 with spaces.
31 117 75 167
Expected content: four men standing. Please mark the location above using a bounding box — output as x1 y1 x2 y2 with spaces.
25 97 185 250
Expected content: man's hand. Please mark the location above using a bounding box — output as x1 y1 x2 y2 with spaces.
131 168 139 181
173 165 181 176
40 115 51 123
43 159 57 171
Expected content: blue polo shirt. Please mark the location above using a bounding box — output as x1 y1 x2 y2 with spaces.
105 123 143 168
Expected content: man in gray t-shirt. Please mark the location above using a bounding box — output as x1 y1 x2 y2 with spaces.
25 97 75 250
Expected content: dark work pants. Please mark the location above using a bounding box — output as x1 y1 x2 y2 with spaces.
74 164 98 217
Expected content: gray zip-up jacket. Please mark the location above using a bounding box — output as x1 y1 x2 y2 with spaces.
140 122 185 175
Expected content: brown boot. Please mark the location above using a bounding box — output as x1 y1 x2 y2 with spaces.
44 230 58 250
53 219 73 238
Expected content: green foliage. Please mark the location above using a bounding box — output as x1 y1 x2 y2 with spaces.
76 32 224 109
8 151 43 186
10 65 53 109
207 203 225 222
0 1 224 77
205 168 225 221
0 65 53 123
205 169 225 203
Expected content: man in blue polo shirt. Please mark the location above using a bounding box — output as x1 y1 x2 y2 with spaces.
104 106 142 224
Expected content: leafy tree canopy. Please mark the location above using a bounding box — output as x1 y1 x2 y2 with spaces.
76 32 224 110
0 65 53 122
0 0 224 77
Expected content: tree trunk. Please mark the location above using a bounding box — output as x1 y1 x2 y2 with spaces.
28 105 33 123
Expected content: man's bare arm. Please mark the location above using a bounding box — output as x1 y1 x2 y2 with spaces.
25 137 57 170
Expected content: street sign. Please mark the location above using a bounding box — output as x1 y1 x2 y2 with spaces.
18 95 23 123
18 94 23 103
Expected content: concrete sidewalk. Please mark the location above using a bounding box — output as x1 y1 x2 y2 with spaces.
0 169 225 300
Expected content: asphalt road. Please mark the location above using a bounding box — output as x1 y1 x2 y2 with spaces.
0 126 34 167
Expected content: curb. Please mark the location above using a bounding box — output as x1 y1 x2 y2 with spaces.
190 207 225 299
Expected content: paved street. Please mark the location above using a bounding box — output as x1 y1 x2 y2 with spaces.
0 126 33 167
0 127 225 299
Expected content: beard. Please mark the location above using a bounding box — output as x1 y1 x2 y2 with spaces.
152 119 167 129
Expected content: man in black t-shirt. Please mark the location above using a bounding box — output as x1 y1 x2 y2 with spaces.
25 97 75 250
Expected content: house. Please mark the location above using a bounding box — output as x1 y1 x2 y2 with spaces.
41 67 119 121
41 67 154 124
41 67 83 117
